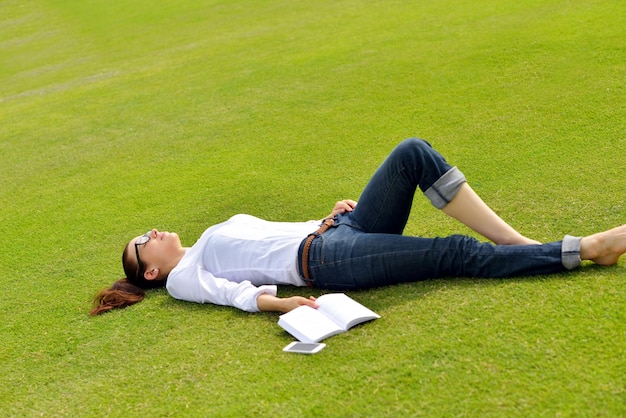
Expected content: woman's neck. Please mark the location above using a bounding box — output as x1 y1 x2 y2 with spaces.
162 247 189 278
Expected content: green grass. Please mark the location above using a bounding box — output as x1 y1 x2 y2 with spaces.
1 0 625 416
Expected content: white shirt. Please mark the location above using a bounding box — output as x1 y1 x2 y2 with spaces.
166 214 320 312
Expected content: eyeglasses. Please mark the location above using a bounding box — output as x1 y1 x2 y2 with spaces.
134 231 151 279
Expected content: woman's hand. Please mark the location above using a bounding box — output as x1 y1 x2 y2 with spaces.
280 296 318 313
327 199 357 219
257 294 318 313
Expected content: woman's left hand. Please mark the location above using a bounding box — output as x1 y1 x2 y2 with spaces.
327 199 357 218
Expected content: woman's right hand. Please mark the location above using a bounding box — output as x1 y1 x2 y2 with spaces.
279 296 318 313
257 294 318 313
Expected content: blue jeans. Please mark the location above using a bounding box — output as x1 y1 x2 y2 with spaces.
298 138 581 290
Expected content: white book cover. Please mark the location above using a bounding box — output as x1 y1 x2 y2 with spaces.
278 293 380 343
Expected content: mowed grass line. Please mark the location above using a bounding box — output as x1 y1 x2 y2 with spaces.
0 0 624 416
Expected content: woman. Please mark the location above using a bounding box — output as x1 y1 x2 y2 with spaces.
91 138 626 315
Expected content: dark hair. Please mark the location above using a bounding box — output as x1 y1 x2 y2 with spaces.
90 244 166 316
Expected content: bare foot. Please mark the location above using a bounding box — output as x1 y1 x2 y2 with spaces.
580 225 626 266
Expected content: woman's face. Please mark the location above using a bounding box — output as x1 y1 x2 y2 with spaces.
130 229 183 278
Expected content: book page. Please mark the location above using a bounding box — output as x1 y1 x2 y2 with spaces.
316 293 380 330
278 305 344 343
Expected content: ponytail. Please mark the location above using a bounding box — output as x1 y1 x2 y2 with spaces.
90 242 166 316
90 279 146 316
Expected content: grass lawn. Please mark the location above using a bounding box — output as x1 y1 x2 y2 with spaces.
1 0 624 416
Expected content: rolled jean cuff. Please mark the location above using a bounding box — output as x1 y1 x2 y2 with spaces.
562 235 582 270
424 166 467 209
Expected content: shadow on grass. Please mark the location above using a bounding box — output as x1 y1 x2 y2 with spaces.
148 261 617 318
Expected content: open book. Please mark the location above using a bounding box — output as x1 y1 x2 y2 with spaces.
278 293 380 343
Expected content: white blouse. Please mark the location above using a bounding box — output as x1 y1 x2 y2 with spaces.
166 214 320 312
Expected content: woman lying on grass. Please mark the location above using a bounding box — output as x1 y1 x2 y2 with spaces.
91 138 626 315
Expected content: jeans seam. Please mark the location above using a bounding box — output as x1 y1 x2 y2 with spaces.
365 166 407 233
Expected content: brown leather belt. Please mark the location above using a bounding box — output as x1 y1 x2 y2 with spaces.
301 218 335 287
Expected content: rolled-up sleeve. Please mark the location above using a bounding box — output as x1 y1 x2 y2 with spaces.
166 265 277 312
